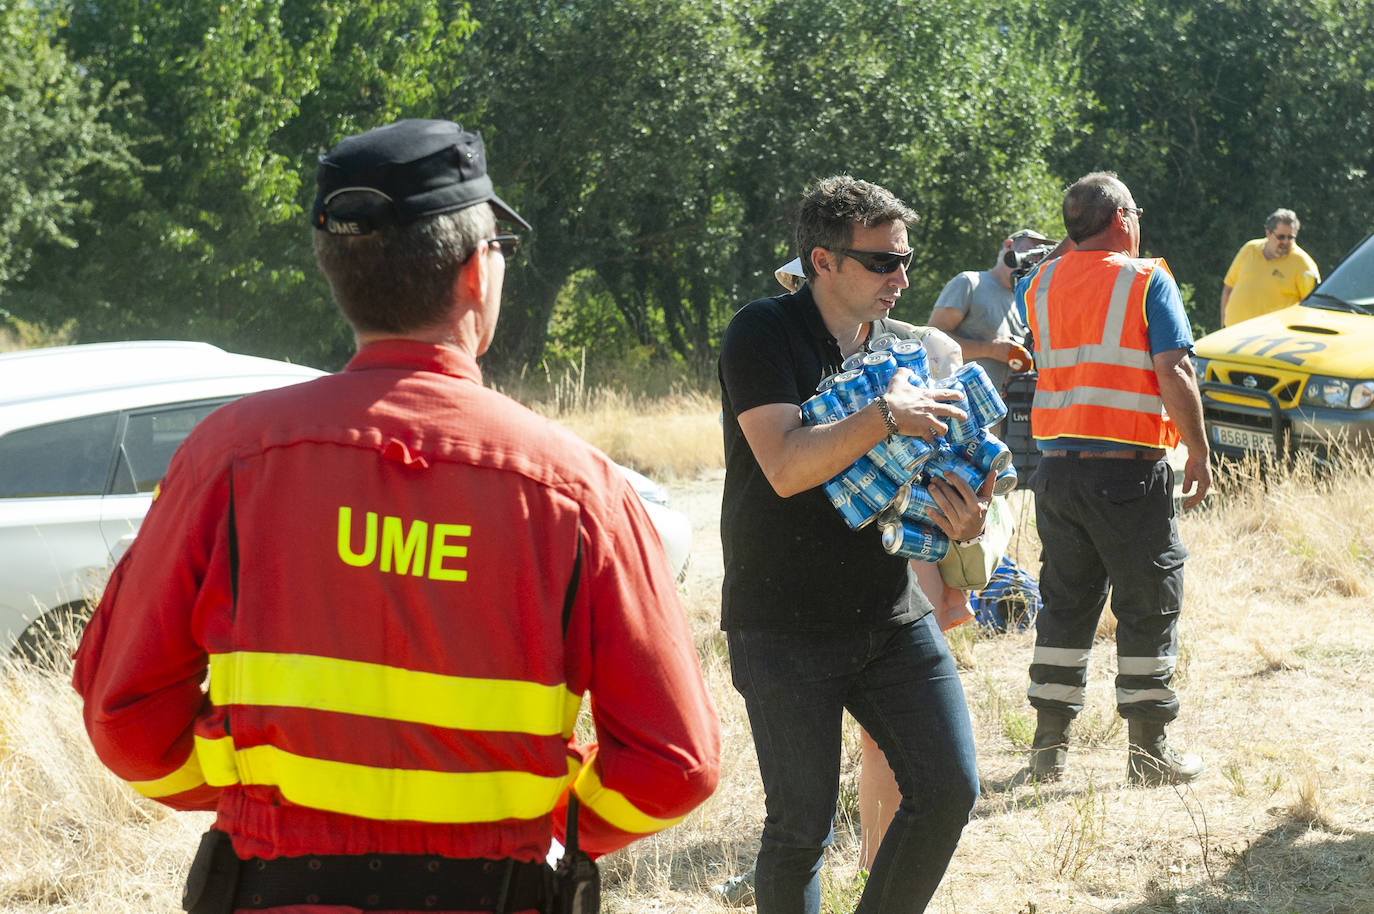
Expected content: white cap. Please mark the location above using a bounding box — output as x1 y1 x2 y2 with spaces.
774 256 805 292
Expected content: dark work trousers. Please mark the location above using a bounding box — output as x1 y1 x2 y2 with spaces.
1027 456 1188 723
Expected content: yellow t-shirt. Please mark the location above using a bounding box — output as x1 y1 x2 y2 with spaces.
1223 238 1321 326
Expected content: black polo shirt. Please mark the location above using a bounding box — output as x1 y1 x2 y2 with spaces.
717 284 932 631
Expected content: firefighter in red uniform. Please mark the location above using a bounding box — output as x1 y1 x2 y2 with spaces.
73 118 720 913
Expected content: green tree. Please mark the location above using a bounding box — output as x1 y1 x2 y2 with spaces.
722 0 1085 321
1043 0 1374 330
470 0 1085 378
14 0 476 368
0 2 136 290
458 0 756 378
10 0 1099 376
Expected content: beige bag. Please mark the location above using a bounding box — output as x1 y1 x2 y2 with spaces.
937 493 1016 591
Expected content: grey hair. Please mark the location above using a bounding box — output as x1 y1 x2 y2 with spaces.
1265 208 1300 233
1062 171 1131 243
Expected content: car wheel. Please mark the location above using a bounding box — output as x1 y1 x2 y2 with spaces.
12 601 93 668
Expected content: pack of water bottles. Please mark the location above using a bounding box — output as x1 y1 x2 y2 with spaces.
801 333 1017 562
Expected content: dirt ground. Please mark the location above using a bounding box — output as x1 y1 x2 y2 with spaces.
670 467 728 604
654 467 1374 914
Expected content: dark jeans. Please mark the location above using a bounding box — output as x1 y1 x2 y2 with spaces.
728 614 979 914
1028 456 1188 722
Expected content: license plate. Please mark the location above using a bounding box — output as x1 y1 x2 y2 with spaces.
1213 424 1275 454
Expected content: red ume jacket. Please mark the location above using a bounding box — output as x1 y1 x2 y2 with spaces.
73 340 720 864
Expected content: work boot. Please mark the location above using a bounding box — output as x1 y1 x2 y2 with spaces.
1029 711 1072 782
1127 719 1204 786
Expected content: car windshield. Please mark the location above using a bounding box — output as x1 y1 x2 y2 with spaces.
1306 234 1374 313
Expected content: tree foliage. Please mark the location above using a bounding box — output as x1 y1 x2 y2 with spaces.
455 0 757 377
0 2 137 288
464 0 1081 379
4 0 1373 373
10 0 476 368
1045 0 1374 329
731 0 1081 314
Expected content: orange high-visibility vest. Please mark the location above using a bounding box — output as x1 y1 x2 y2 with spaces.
1024 251 1180 448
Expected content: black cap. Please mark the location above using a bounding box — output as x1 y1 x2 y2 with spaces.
312 119 530 235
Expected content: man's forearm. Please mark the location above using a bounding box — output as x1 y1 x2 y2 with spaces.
738 402 892 498
1155 353 1208 459
779 404 895 495
737 375 965 498
1155 350 1213 507
947 334 1005 361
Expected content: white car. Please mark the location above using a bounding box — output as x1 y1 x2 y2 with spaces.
616 463 693 585
0 341 690 659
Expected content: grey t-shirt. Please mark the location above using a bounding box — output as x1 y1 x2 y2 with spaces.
931 269 1029 391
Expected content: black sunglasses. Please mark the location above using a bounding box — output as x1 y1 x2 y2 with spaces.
837 248 913 274
483 233 522 261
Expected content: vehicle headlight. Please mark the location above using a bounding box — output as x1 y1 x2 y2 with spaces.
1192 356 1209 382
1302 376 1350 408
1300 375 1374 409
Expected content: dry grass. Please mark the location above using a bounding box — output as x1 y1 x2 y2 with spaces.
7 399 1374 913
0 657 213 912
493 354 721 483
550 387 722 483
0 316 75 354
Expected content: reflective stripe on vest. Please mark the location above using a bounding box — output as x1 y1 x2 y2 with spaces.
129 663 688 834
570 748 690 836
208 651 583 735
1028 255 1179 448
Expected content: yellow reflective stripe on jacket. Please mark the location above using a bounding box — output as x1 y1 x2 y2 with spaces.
572 760 687 836
208 652 582 737
128 747 207 799
195 735 579 823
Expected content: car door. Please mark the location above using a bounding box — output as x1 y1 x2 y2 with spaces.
99 398 234 561
0 411 123 643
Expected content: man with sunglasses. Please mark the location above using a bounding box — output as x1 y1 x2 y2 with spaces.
74 118 721 914
1014 171 1209 788
1220 208 1320 326
718 175 982 914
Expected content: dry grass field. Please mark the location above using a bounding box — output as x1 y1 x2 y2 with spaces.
4 393 1374 914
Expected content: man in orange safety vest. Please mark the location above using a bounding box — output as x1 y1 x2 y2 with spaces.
1014 171 1210 788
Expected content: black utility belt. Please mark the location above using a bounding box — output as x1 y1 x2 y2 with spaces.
1041 447 1165 461
185 829 554 913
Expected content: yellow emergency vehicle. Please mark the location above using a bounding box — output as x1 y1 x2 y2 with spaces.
1195 232 1374 461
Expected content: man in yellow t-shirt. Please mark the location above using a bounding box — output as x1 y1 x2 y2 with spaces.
1220 208 1320 326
